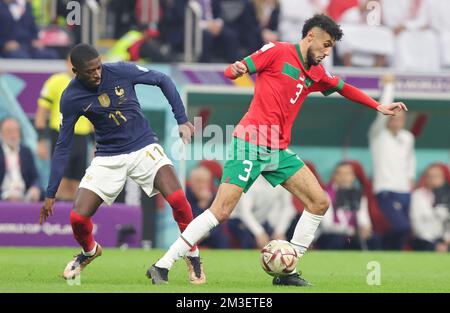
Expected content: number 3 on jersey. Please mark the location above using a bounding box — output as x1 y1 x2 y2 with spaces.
238 160 253 182
290 83 303 104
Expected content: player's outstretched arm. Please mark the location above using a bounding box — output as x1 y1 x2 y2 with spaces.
224 61 248 80
40 97 79 224
338 82 408 115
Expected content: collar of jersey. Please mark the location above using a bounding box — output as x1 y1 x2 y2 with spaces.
295 44 324 83
295 43 309 70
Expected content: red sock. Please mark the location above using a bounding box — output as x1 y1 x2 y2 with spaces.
70 210 96 253
166 189 198 252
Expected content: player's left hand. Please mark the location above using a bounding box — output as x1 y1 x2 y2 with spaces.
179 121 195 144
376 102 408 116
39 197 55 225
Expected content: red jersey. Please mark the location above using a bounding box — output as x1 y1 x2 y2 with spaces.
233 41 344 149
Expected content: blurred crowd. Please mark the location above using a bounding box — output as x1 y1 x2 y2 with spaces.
1 0 450 70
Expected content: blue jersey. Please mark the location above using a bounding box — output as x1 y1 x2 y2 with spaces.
46 62 188 198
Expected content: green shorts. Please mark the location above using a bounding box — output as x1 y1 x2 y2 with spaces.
221 137 305 192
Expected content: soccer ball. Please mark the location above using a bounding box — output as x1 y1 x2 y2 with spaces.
260 240 298 277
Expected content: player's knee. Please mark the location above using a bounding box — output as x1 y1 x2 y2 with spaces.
72 201 93 217
310 194 330 215
210 204 232 223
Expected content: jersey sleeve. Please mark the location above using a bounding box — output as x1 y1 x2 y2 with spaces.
115 62 188 124
45 92 80 198
243 42 283 74
38 75 57 109
312 68 344 96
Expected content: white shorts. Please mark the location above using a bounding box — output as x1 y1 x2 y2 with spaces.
79 143 173 205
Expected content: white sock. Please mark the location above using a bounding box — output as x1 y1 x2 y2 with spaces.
156 209 219 269
83 242 98 257
290 210 323 258
186 247 200 258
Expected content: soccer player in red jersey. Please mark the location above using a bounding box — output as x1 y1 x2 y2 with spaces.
149 14 407 286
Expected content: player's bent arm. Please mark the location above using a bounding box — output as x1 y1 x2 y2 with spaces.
120 63 188 124
157 73 188 124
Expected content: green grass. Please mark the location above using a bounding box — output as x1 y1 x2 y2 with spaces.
0 248 449 292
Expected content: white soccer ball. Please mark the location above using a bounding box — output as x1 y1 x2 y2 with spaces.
260 240 298 277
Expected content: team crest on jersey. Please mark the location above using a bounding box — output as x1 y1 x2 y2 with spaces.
115 86 127 105
115 86 124 97
98 93 111 108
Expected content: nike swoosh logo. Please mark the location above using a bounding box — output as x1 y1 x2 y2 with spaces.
83 102 93 112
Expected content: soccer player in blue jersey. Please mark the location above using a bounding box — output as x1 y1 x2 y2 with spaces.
38 44 205 284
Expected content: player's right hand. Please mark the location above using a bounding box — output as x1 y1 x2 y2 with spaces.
231 61 247 78
179 121 195 144
39 197 55 225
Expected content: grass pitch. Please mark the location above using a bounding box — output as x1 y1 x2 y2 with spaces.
0 248 449 293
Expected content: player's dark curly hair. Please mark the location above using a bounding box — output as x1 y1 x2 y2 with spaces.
302 14 343 41
70 43 99 68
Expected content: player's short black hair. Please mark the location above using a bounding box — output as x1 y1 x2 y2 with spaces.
302 14 343 41
70 43 99 69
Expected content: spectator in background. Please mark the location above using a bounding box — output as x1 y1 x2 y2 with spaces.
411 164 450 252
428 0 450 68
381 0 440 71
369 75 416 250
168 0 240 63
317 162 378 250
186 166 230 248
278 0 325 43
0 0 58 59
228 176 296 249
34 56 93 201
110 0 138 39
220 0 263 58
0 117 41 202
253 0 280 44
332 0 394 67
